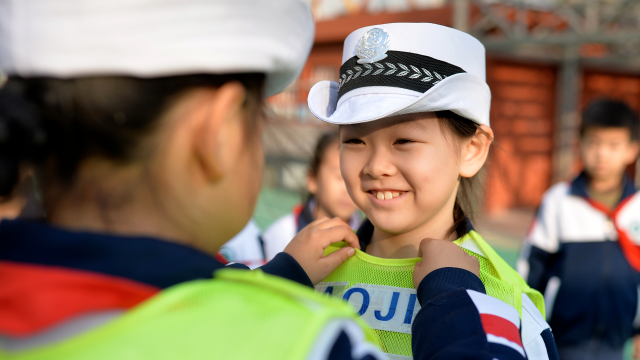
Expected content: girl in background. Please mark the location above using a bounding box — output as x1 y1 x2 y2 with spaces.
262 131 362 260
218 219 264 268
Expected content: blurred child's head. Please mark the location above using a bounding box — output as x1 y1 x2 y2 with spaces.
580 99 640 184
307 131 359 222
0 74 267 252
339 111 492 239
0 0 315 254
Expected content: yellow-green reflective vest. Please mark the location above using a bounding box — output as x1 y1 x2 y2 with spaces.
2 269 378 360
317 230 545 359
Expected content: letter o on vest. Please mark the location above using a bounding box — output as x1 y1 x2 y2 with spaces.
342 287 370 316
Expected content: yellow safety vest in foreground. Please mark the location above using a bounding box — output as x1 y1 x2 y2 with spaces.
2 269 377 360
317 230 545 359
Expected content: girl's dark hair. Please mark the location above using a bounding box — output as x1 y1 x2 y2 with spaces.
436 110 491 238
0 73 266 198
309 130 340 177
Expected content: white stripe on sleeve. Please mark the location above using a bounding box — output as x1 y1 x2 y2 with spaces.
466 290 520 329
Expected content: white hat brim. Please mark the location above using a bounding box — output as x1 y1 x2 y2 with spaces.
307 73 491 126
0 0 314 98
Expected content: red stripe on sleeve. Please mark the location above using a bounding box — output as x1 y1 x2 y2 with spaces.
0 261 160 336
480 313 523 347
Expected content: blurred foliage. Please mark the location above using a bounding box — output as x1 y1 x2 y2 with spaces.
253 187 303 230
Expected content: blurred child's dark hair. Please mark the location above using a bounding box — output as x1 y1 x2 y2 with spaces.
580 98 639 140
309 130 340 177
0 73 265 204
437 111 491 238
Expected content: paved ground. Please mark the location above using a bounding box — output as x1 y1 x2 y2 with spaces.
474 208 537 268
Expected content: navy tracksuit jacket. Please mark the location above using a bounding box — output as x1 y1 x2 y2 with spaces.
519 172 640 350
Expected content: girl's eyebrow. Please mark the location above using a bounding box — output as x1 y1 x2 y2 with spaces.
341 123 372 137
386 118 429 132
341 115 431 137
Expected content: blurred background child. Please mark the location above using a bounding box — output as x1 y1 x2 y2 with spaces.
218 219 264 268
261 131 362 260
518 98 640 360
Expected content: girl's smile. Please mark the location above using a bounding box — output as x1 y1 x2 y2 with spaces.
339 111 492 258
340 113 460 240
367 190 407 202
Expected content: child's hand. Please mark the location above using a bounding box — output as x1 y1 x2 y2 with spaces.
633 334 640 359
284 217 360 285
412 238 480 289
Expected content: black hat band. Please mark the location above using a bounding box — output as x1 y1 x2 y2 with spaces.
337 50 466 101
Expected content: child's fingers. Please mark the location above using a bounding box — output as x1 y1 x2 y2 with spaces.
416 238 437 258
306 216 330 227
314 217 349 231
322 225 361 250
321 246 356 271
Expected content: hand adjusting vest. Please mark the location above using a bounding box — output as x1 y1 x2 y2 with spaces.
317 230 545 360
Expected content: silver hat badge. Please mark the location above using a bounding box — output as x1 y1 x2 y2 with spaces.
356 28 390 64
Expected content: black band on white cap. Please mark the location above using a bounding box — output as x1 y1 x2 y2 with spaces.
337 51 465 100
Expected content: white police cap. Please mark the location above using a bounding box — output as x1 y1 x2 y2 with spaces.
308 23 491 126
0 0 314 97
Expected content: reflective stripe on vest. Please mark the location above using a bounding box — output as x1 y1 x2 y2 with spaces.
2 269 378 360
317 230 545 359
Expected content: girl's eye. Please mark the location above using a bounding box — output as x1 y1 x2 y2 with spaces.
394 139 414 145
344 138 364 145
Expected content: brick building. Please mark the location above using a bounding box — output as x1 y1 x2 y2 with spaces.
268 1 640 215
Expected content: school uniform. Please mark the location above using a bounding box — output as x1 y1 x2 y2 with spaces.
0 219 388 358
219 220 266 268
0 219 541 359
519 172 640 359
318 220 558 360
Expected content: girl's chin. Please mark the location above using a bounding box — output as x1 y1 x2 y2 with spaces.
368 217 413 235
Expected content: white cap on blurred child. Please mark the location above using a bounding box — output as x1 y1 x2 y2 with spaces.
307 23 491 126
0 0 314 97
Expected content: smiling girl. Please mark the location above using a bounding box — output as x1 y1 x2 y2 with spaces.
308 23 559 360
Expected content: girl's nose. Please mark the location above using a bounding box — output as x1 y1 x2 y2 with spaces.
363 148 397 179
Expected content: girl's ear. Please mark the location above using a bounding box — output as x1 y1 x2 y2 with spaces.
626 140 640 165
307 172 318 195
459 125 493 178
194 81 247 182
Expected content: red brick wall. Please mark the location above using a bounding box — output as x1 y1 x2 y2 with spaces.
483 60 557 213
583 71 640 111
300 50 640 214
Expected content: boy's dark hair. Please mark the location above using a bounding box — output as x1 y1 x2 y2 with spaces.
0 73 266 200
309 131 340 177
580 98 639 140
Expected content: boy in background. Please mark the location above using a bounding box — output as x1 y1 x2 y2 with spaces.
518 99 640 360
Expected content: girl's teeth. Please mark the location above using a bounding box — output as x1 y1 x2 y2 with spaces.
374 191 403 200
